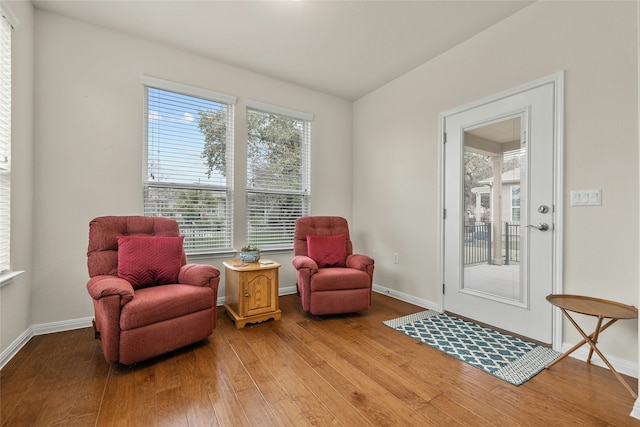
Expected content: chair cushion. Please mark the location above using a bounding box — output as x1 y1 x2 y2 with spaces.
120 284 214 330
88 216 186 278
117 236 184 289
310 268 370 292
307 234 346 267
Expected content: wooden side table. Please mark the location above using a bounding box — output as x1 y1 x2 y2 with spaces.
223 259 281 329
546 294 638 398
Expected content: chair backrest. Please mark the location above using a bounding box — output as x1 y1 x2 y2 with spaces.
87 216 186 278
293 216 353 257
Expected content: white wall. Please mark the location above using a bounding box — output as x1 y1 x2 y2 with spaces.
3 1 638 373
0 1 34 354
353 1 639 363
25 9 352 328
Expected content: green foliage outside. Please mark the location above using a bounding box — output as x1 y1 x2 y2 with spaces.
198 107 306 248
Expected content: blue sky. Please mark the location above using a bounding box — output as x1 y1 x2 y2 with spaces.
147 87 227 187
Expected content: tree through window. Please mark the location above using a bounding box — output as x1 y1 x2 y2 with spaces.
244 107 311 249
142 78 235 253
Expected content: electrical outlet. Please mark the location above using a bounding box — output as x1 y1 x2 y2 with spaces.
393 252 399 264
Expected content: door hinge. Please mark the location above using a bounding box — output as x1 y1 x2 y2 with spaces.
442 283 445 294
443 133 447 144
443 208 447 219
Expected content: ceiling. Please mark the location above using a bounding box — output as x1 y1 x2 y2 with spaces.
467 117 521 144
31 0 534 101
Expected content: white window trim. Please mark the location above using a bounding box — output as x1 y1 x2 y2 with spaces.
245 105 312 250
0 1 19 29
510 184 521 222
0 270 24 288
141 76 236 254
246 99 314 122
140 75 236 105
0 7 12 278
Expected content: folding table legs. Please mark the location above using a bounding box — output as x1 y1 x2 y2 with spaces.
546 308 637 399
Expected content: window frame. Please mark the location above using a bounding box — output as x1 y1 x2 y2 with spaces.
245 100 312 251
0 2 21 286
510 184 521 222
140 76 237 255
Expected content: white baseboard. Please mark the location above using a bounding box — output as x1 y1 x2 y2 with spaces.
0 327 32 370
0 317 94 370
373 283 639 381
31 316 94 336
1 287 295 369
560 343 638 379
3 287 638 385
278 285 298 296
630 398 640 419
373 283 440 311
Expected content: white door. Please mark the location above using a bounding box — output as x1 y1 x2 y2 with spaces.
442 76 562 344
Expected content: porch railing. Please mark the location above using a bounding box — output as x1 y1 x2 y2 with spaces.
464 222 491 266
504 222 520 265
464 221 520 266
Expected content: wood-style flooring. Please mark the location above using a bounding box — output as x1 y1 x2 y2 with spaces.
2 293 639 426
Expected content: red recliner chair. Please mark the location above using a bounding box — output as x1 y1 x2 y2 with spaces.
86 216 220 364
292 216 374 315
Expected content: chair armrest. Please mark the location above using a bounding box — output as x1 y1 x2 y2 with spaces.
179 264 221 288
346 254 375 271
292 255 318 273
292 255 318 313
87 275 134 306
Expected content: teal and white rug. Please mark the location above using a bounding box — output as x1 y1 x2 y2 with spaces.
383 310 561 386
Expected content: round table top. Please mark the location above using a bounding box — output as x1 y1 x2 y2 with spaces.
546 294 638 319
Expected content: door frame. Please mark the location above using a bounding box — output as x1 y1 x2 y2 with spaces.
438 71 565 350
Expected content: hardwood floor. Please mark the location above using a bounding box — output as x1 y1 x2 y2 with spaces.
2 292 639 426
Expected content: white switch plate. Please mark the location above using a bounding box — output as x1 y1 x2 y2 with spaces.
570 189 601 206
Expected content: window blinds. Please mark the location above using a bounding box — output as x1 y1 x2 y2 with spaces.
143 83 235 253
0 13 11 274
246 107 311 249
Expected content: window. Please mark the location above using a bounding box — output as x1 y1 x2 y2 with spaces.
0 7 13 277
141 76 236 254
245 101 312 249
511 185 521 222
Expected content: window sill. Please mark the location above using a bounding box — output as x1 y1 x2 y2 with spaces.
185 248 294 261
0 270 25 288
186 251 238 260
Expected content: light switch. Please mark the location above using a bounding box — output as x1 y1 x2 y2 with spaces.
570 189 602 206
570 191 581 206
588 189 601 205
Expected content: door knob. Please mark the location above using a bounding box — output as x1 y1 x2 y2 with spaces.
527 223 550 231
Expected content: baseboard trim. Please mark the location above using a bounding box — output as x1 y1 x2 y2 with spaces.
0 326 32 370
560 343 638 379
0 317 94 370
372 283 638 380
278 285 298 296
3 290 637 382
1 290 298 369
373 283 439 311
630 398 640 419
31 316 94 336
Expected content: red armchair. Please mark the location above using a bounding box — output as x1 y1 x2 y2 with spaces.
86 216 220 365
292 216 374 315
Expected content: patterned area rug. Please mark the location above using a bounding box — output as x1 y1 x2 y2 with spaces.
383 310 561 386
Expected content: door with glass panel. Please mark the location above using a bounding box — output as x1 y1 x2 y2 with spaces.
442 78 561 344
